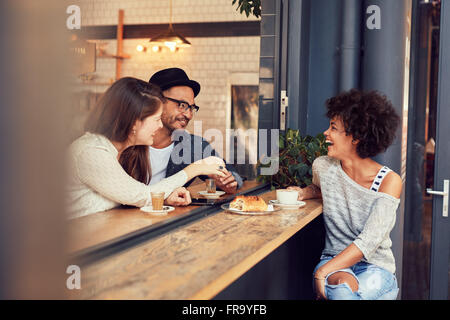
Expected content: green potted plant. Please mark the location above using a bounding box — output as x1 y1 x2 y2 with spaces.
257 129 329 189
232 0 261 18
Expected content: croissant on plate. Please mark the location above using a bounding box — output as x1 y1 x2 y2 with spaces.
229 195 268 212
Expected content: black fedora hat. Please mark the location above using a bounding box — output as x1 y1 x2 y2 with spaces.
149 68 200 97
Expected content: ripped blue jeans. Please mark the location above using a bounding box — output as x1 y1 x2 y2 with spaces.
313 255 399 300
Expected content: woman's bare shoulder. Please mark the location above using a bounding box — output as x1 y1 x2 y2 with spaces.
378 171 402 199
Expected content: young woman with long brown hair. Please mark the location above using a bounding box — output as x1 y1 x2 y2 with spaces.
67 77 226 219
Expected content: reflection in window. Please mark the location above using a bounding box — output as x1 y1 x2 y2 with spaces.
230 85 259 180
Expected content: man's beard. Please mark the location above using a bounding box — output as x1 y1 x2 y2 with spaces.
165 115 190 132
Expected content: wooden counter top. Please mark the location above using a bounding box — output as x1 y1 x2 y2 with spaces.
68 180 263 255
69 190 322 300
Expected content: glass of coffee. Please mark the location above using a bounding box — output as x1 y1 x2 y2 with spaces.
151 192 165 211
206 179 216 194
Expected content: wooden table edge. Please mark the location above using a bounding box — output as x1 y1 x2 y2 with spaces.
188 204 323 300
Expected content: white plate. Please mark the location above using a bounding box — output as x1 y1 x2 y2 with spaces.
198 191 226 198
221 203 281 215
269 200 306 209
140 205 175 216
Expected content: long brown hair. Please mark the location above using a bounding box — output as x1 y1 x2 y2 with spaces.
84 77 164 183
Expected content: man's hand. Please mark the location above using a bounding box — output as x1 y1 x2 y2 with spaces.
210 169 238 194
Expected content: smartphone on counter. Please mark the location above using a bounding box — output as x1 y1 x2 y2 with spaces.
190 197 230 206
190 197 217 206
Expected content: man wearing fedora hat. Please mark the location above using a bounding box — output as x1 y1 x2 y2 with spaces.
148 67 243 193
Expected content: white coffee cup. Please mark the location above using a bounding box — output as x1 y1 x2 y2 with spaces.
276 189 299 205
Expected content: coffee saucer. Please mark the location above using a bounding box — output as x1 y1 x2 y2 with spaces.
140 205 175 216
198 191 226 199
269 200 306 209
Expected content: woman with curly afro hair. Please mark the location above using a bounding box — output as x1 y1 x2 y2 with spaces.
288 89 402 300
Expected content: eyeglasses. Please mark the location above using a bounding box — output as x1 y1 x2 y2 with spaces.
164 96 199 114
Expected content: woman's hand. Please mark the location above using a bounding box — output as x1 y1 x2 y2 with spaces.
199 157 237 192
192 156 227 177
314 267 327 300
197 156 225 166
287 184 322 200
314 277 327 300
287 186 305 200
165 187 191 206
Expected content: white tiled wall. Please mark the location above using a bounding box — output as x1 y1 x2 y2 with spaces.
74 0 261 157
78 0 260 25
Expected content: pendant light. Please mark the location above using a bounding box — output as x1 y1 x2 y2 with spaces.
149 0 191 52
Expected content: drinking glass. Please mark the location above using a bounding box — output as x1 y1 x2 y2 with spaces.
151 192 165 210
206 179 216 194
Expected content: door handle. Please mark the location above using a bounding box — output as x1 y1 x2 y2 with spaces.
427 179 449 217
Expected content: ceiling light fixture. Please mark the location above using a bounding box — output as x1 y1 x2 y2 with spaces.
149 0 191 52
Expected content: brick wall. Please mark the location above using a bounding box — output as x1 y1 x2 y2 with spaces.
74 0 261 157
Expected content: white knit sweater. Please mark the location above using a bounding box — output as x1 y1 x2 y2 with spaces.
312 156 400 274
66 132 188 219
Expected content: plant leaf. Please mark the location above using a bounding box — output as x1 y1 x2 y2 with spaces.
256 129 327 189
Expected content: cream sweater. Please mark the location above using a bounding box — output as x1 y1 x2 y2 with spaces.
66 132 188 219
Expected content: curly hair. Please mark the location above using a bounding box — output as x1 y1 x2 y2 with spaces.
325 89 400 158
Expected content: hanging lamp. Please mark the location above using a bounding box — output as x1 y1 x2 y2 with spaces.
149 0 191 52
